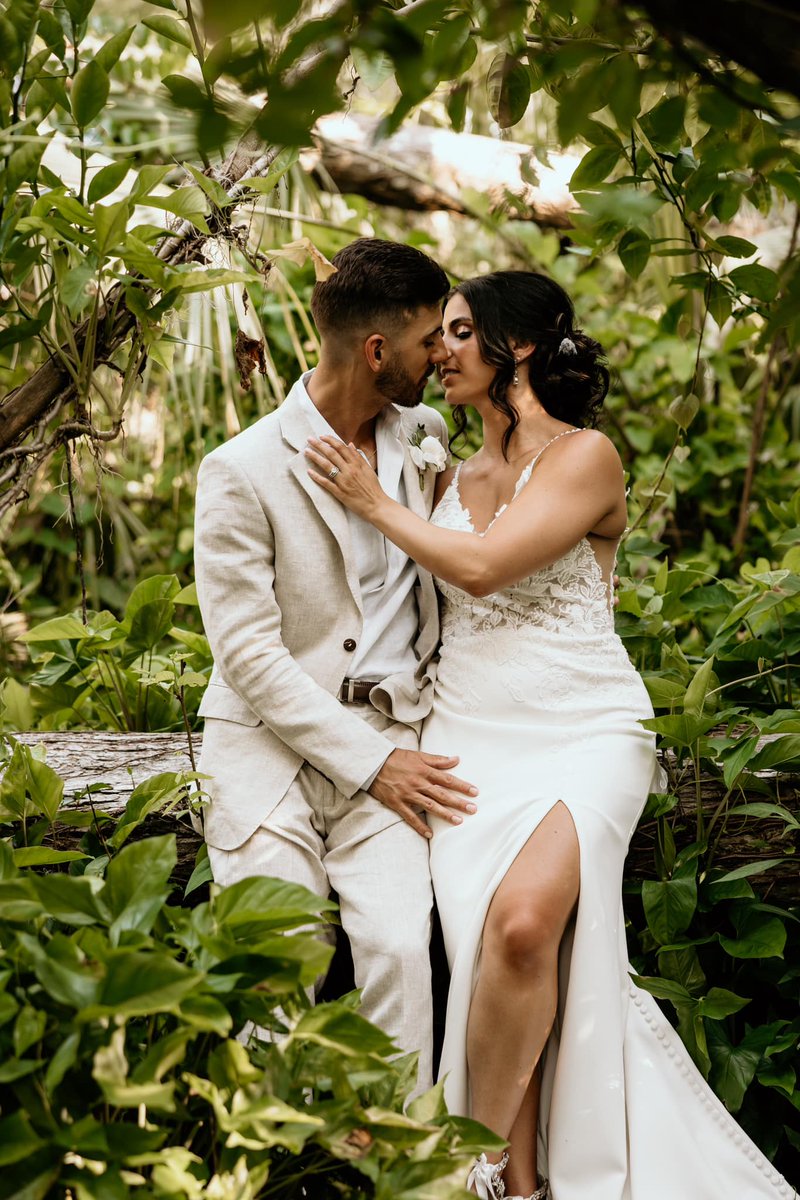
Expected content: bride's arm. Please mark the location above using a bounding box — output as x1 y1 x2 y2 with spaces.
306 433 624 597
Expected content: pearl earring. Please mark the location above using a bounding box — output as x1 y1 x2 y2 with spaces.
513 360 519 386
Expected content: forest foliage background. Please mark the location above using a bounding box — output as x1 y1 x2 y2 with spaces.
0 0 799 1196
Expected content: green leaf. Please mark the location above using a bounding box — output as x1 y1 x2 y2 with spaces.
640 712 717 746
94 26 134 72
708 1023 764 1112
13 847 87 867
32 874 107 925
142 14 193 48
722 736 760 788
0 1113 45 1166
94 198 130 255
110 773 191 849
89 952 200 1019
44 1031 80 1094
71 59 110 127
618 227 651 279
714 235 757 259
4 136 52 197
683 655 716 719
570 145 621 191
713 859 787 883
642 876 698 945
161 73 208 110
748 735 800 772
720 912 787 960
726 801 800 830
87 160 129 205
486 52 530 129
629 973 693 1007
728 263 779 302
291 1002 397 1058
22 613 90 642
60 263 96 316
145 186 210 233
696 988 751 1018
104 834 177 940
607 52 641 128
13 1004 46 1056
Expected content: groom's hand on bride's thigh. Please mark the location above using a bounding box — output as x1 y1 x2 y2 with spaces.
369 750 478 839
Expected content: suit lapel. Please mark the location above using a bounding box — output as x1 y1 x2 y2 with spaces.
280 391 363 615
398 413 440 635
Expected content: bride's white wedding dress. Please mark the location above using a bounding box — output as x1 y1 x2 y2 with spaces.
421 435 796 1200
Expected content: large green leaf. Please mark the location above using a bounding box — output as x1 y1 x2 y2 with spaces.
486 52 530 128
720 910 787 960
0 1113 46 1166
71 59 110 127
642 876 698 944
708 1023 765 1112
212 876 337 933
85 951 201 1018
291 1002 397 1058
104 834 176 941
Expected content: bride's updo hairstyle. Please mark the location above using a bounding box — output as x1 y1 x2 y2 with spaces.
451 271 609 457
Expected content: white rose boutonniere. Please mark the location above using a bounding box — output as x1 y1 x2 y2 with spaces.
408 424 448 489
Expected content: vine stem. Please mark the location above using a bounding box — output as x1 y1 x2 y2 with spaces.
64 438 88 626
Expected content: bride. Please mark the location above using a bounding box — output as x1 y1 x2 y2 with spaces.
306 270 796 1200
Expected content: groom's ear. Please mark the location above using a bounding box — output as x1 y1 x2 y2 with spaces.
365 333 385 372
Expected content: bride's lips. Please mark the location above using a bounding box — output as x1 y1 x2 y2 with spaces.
440 369 459 387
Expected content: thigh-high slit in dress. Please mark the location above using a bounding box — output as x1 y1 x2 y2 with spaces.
421 450 797 1200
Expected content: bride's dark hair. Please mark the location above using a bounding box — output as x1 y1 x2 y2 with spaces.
450 271 609 458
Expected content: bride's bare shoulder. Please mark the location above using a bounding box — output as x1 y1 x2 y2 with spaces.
550 428 623 480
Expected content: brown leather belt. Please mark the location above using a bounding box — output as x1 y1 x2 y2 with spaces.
338 678 381 703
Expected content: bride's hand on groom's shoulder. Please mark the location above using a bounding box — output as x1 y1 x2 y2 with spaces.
369 748 479 840
305 436 385 519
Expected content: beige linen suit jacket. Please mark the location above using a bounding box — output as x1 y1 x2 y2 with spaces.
194 384 446 850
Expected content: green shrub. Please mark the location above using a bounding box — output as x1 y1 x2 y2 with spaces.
0 745 499 1199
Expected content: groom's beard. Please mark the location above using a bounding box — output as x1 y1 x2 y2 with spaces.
376 354 432 407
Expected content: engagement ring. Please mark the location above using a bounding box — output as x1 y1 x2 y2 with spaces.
328 466 340 480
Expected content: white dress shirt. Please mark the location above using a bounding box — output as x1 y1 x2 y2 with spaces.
295 373 420 682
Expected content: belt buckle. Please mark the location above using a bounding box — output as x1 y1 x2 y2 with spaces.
345 678 356 703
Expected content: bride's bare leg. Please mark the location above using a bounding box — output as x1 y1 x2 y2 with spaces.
467 802 579 1197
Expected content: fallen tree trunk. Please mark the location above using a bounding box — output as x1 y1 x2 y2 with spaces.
309 113 581 228
8 731 799 902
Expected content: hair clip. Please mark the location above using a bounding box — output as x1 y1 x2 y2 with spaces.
559 336 577 356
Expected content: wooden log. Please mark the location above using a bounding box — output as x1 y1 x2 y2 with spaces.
307 113 582 229
6 732 797 903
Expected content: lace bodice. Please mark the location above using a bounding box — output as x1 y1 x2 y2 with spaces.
432 433 615 643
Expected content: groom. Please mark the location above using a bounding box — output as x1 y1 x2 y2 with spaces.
193 238 477 1091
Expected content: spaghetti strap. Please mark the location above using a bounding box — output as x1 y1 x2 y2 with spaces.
527 426 583 471
514 427 584 496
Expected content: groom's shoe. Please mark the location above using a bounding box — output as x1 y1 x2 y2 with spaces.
467 1153 509 1199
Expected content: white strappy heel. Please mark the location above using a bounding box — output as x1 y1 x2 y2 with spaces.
467 1152 509 1198
507 1181 549 1200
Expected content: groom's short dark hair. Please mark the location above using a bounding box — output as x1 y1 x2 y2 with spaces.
310 238 449 338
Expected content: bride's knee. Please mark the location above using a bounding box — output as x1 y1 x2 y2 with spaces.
490 906 558 975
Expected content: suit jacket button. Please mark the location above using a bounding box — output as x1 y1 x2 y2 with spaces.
343 638 357 652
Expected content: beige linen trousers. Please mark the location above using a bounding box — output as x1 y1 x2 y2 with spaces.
193 387 447 1089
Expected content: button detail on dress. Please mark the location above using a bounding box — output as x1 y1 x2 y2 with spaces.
343 638 357 651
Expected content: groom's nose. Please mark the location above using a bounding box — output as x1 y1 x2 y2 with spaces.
428 334 447 363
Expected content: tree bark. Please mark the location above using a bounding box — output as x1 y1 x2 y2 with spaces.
7 731 798 901
0 140 281 455
309 114 581 228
